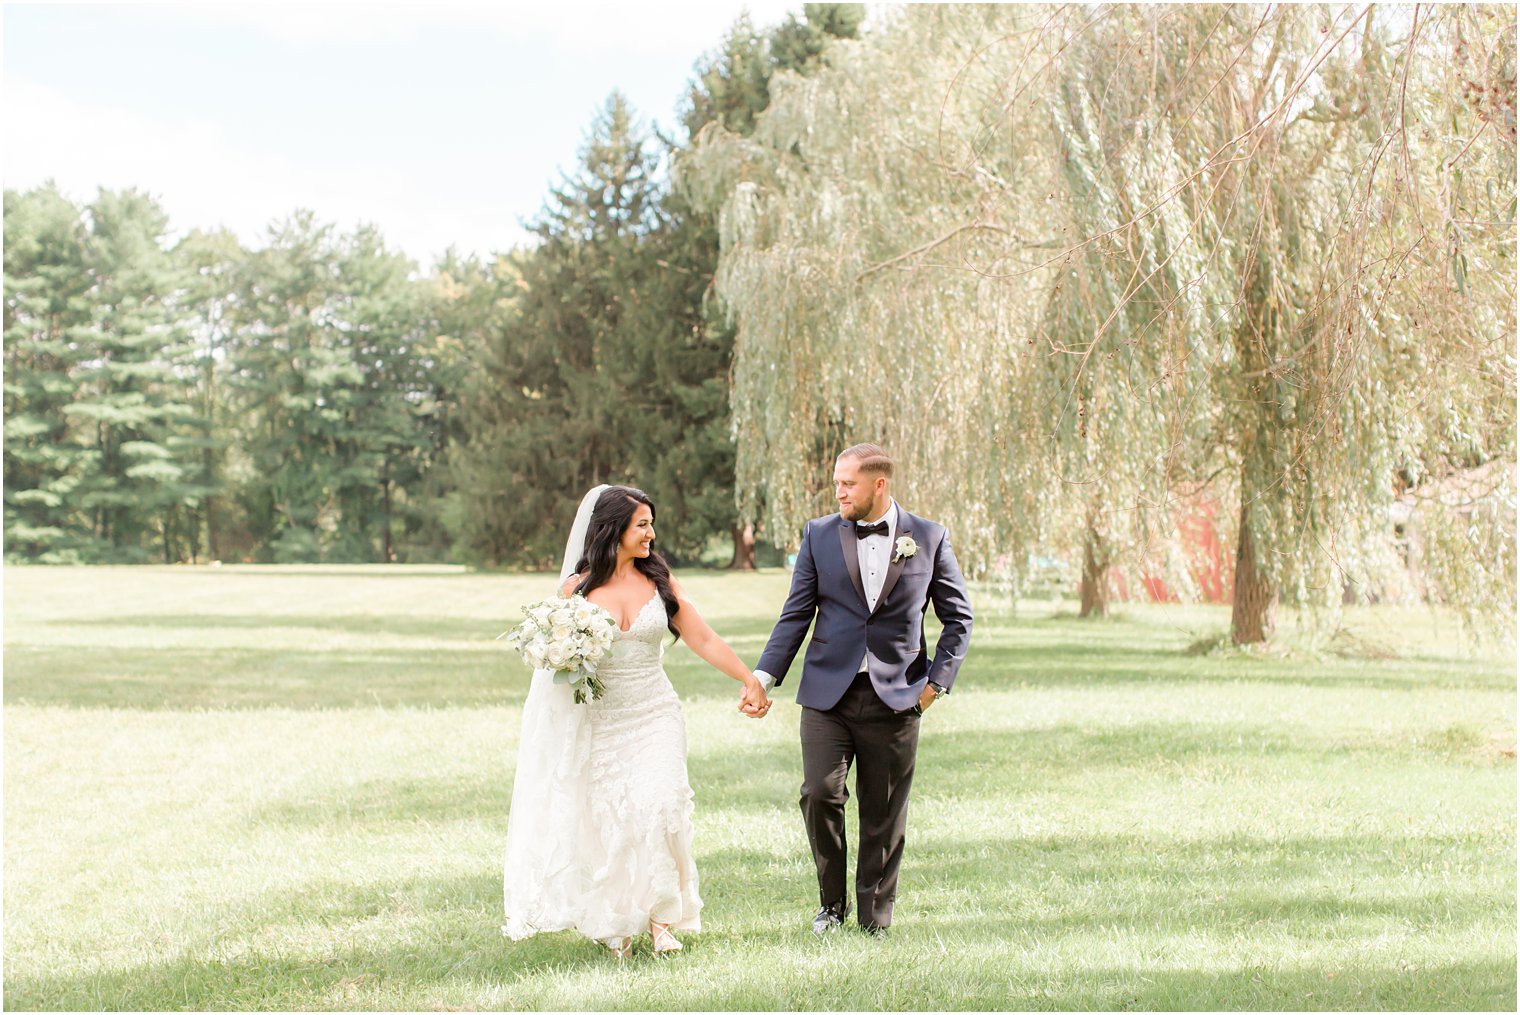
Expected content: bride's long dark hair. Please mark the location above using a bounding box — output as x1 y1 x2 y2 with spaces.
572 486 680 641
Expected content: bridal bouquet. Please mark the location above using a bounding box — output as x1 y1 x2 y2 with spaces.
499 594 618 703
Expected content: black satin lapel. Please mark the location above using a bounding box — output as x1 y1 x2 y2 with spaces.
874 520 911 614
838 520 868 606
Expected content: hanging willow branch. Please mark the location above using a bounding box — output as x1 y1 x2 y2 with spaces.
680 2 1514 635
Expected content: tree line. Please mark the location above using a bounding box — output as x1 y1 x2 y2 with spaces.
4 5 865 568
5 4 1515 646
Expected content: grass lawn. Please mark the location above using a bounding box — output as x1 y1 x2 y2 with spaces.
3 564 1514 1011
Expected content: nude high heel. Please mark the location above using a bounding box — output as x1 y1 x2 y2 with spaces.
650 921 683 955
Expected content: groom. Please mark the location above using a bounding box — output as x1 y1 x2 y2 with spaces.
751 443 973 937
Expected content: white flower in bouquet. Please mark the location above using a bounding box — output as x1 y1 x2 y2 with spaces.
499 592 620 703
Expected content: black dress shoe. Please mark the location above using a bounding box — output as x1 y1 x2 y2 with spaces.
861 923 890 939
812 903 847 935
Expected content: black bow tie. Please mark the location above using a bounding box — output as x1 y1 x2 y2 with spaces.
855 520 889 539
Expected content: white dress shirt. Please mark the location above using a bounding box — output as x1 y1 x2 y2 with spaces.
854 499 897 676
856 499 897 613
755 500 897 692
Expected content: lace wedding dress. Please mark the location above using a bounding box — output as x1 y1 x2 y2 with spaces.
502 587 703 946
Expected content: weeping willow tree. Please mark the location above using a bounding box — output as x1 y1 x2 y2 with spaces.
681 4 1068 573
684 4 1233 598
1035 15 1239 617
687 3 1515 642
1048 4 1516 642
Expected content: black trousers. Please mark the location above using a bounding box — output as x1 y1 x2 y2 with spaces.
798 671 922 928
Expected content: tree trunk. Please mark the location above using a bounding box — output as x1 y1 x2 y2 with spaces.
188 505 199 564
202 345 223 562
1078 497 1111 618
202 450 220 561
1079 527 1109 618
96 421 107 543
1230 495 1277 644
205 495 220 562
728 521 757 570
381 469 394 563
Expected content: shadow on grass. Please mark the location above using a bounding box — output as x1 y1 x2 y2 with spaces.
1 870 616 1010
62 612 509 640
5 609 1510 711
688 717 1508 819
2 645 520 710
195 566 489 579
48 612 783 646
6 828 1512 1010
962 639 1514 693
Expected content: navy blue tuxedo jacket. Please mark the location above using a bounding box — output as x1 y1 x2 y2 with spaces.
757 508 973 712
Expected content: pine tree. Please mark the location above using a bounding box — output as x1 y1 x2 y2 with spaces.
661 3 866 567
173 226 244 562
4 185 95 561
452 94 658 565
5 185 205 562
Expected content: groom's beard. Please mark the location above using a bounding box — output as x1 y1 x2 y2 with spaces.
840 493 882 522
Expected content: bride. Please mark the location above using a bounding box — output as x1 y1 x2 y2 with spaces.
502 484 771 957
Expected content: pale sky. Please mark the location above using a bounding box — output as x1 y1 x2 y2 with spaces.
2 0 813 268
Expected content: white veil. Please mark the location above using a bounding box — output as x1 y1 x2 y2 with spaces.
501 484 607 940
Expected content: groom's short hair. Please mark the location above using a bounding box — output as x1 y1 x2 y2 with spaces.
838 443 893 479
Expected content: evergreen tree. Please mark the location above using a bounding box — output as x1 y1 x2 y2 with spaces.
73 189 203 559
225 213 442 562
227 212 349 560
448 10 864 568
420 249 506 562
173 226 245 562
661 3 866 567
4 185 95 561
452 94 658 565
4 185 205 562
328 225 428 561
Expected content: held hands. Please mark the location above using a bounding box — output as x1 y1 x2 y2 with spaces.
738 675 772 718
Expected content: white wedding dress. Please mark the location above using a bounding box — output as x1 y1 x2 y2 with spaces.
502 586 703 946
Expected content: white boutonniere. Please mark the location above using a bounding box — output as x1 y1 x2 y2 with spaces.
893 535 918 564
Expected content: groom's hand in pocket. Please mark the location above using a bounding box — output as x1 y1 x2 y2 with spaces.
915 684 939 713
